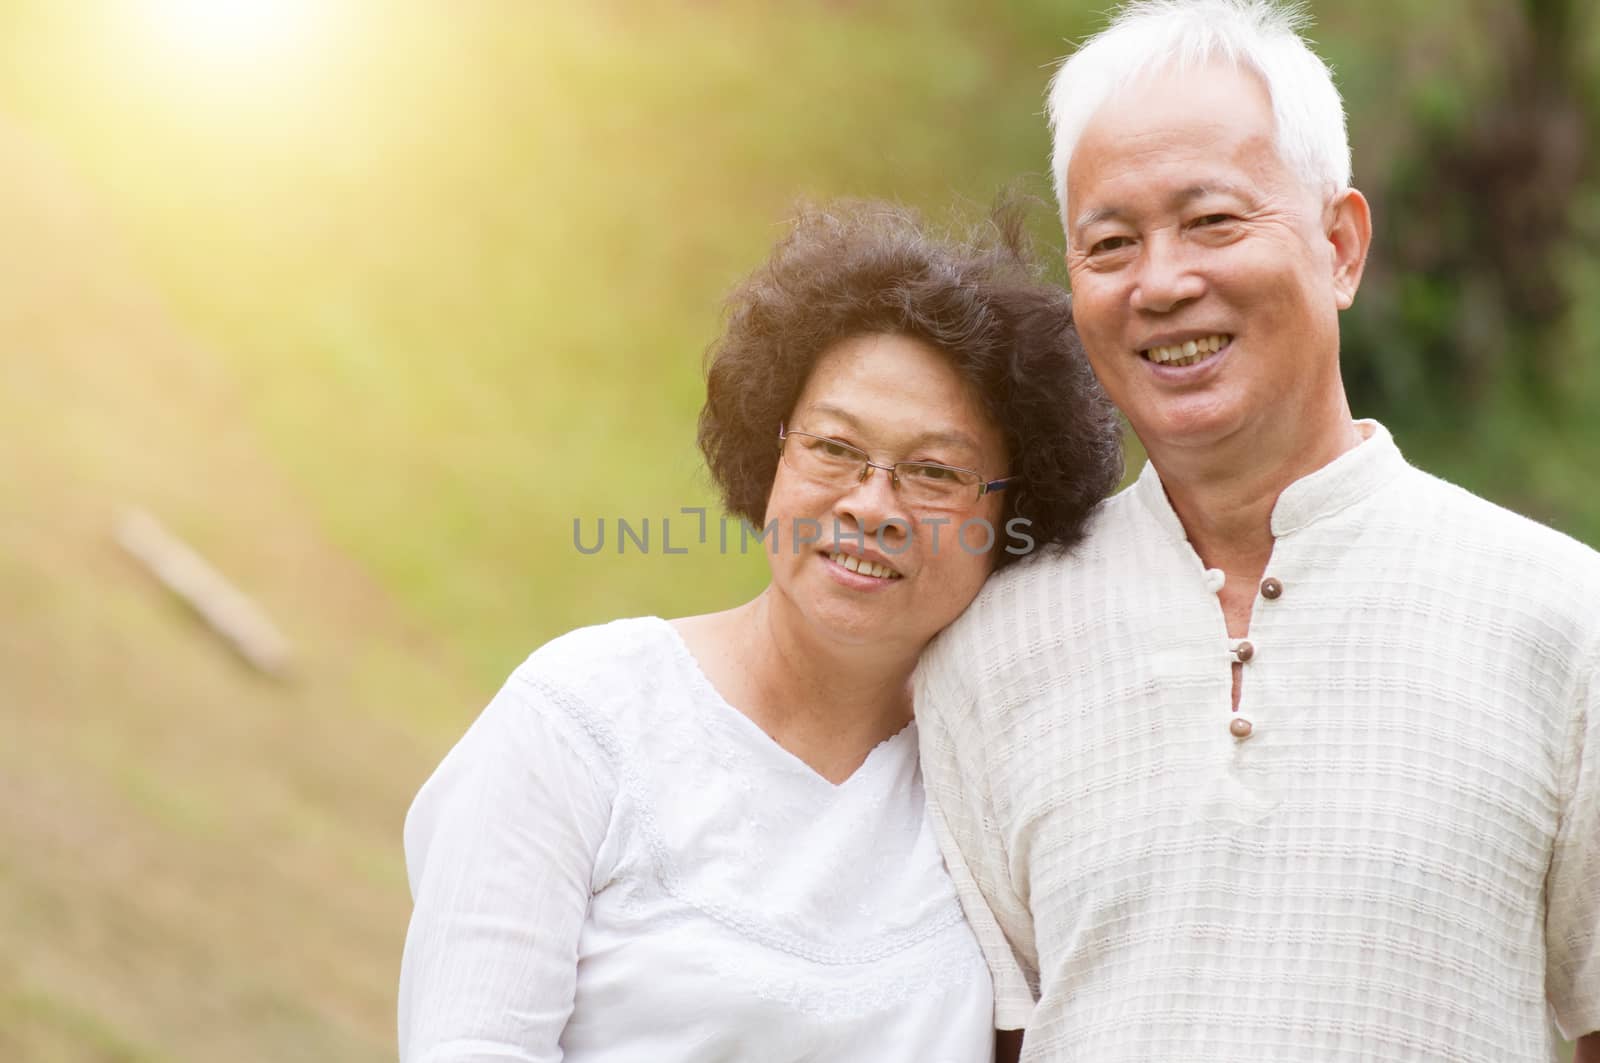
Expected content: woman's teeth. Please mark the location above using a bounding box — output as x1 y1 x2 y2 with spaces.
1144 334 1230 367
829 551 901 580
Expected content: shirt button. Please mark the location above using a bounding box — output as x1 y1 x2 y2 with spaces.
1260 577 1283 600
1234 640 1255 663
1229 717 1254 738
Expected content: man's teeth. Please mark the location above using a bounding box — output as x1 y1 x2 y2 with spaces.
829 551 901 579
1143 334 1230 366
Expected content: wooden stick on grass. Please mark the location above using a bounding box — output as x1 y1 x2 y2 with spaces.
115 508 293 679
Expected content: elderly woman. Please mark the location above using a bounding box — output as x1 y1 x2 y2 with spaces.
398 201 1121 1062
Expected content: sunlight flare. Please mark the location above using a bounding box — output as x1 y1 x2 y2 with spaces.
139 0 323 68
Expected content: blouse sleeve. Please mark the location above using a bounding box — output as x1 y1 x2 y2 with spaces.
1548 641 1600 1040
398 670 617 1063
915 636 1039 1031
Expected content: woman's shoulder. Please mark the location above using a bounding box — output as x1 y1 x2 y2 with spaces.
521 615 678 680
509 615 691 749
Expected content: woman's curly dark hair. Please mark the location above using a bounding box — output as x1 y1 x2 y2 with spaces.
698 198 1122 570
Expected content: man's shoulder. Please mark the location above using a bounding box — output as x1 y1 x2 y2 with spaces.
1394 464 1600 576
1385 465 1600 649
926 484 1148 672
983 482 1147 595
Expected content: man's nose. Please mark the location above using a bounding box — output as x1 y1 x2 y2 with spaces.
1130 232 1206 313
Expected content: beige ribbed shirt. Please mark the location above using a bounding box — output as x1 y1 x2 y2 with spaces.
916 422 1599 1062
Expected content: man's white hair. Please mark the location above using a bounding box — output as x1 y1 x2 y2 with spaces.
1046 0 1351 228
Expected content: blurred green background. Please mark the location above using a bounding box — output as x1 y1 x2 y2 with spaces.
0 2 1593 1060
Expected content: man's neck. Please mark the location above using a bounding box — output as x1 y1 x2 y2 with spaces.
1148 414 1364 647
1149 415 1366 578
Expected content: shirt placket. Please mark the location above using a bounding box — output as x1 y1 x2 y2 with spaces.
1202 562 1289 743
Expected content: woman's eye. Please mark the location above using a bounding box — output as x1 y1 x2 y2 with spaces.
908 464 959 482
817 440 856 458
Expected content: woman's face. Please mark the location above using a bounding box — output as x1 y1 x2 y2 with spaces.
761 333 1009 655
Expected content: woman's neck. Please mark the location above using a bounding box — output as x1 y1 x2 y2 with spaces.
672 590 917 784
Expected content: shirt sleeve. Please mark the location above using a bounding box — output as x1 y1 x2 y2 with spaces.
915 635 1039 1031
398 670 616 1063
1548 641 1600 1040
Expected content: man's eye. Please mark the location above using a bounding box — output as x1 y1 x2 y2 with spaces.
1090 236 1133 254
1193 213 1234 227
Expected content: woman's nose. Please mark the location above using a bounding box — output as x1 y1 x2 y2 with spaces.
833 463 910 536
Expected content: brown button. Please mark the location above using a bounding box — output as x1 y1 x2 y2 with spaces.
1235 640 1255 663
1260 577 1283 600
1229 717 1254 738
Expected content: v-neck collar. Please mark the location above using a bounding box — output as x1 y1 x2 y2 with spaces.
656 616 916 792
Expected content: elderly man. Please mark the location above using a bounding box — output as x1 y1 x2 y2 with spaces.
915 2 1600 1061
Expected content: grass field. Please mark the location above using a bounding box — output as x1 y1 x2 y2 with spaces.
0 105 505 1057
0 4 1589 1060
0 6 1082 1057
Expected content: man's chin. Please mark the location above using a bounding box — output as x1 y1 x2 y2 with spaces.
1127 404 1250 457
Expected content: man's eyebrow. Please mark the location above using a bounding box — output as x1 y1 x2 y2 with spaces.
1073 184 1252 233
1073 206 1123 232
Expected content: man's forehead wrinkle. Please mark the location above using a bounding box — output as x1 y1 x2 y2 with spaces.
1070 136 1184 217
1175 181 1264 210
1076 135 1285 219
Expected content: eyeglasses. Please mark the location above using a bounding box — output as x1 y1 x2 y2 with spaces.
778 424 1011 511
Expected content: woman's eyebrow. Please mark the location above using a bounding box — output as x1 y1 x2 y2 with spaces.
907 430 982 455
803 404 979 455
799 402 863 429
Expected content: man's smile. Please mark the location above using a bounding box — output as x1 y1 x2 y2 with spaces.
1139 332 1232 367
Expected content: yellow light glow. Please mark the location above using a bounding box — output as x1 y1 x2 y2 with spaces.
141 0 321 67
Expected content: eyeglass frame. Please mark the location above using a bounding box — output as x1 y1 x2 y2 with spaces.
777 423 1013 501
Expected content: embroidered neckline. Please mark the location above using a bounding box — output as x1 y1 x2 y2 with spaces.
516 619 970 966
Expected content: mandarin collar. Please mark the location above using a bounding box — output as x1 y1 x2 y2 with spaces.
1131 420 1407 542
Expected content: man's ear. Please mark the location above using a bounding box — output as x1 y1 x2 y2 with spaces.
1327 187 1372 311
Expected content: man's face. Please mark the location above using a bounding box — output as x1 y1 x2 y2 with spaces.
1063 63 1362 457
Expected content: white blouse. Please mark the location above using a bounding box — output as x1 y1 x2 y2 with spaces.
399 616 994 1063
